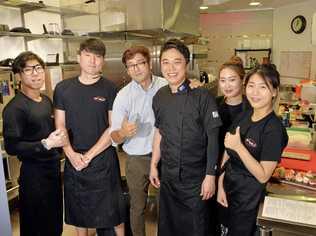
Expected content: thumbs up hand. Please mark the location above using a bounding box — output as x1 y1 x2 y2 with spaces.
224 126 242 151
120 116 138 138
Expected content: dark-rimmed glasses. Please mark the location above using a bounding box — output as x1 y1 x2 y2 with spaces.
126 61 147 71
22 64 45 75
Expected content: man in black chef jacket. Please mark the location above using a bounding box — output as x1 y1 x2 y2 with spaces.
149 39 222 236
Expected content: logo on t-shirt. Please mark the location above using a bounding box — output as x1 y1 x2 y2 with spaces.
212 111 219 118
245 138 257 148
93 96 106 102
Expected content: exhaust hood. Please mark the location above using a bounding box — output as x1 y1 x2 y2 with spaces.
63 0 203 38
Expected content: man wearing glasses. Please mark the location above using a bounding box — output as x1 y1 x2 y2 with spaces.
2 51 66 236
110 46 167 236
110 46 201 235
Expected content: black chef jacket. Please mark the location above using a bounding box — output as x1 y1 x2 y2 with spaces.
153 80 222 182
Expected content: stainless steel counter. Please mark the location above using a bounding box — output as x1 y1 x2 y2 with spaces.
257 182 316 236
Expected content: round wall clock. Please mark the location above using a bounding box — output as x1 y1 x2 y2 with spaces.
291 15 306 34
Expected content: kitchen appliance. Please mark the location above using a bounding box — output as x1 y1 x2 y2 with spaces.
47 23 60 35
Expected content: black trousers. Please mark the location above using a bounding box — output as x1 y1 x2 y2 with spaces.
19 161 63 236
96 228 115 236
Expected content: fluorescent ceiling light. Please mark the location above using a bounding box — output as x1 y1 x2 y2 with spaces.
226 7 273 13
203 0 230 5
200 6 209 10
249 1 261 6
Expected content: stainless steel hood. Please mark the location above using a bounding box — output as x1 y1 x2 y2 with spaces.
63 0 202 38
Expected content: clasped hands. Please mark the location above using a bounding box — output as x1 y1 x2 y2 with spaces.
68 152 93 171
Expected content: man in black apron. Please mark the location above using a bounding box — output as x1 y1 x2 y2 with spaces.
54 38 126 236
150 39 222 236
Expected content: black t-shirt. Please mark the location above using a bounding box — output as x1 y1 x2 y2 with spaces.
153 81 222 181
3 92 59 162
216 96 251 162
226 110 288 175
53 76 117 151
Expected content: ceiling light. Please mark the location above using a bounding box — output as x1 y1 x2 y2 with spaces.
249 1 261 6
200 6 209 10
203 0 230 5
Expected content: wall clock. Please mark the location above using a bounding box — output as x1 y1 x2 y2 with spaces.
291 15 306 34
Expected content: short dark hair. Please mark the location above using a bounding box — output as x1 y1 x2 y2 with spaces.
245 64 280 90
12 51 45 74
122 46 151 66
160 39 190 64
79 38 106 57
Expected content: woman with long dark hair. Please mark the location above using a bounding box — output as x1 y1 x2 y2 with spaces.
214 56 250 235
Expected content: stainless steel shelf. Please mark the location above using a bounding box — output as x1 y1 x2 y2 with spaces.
0 0 44 13
40 5 95 18
0 31 90 41
89 28 199 41
0 0 95 17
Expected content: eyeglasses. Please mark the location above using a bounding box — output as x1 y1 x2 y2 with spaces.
22 64 45 75
126 61 147 70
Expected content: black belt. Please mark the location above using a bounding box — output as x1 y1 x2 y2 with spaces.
129 153 152 157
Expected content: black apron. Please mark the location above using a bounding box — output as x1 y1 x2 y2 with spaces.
19 160 63 236
158 178 209 236
224 161 264 236
64 146 126 228
158 87 210 236
223 114 273 236
213 96 251 236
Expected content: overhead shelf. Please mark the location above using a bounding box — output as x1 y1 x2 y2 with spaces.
234 48 272 52
0 0 95 17
88 28 199 41
0 0 44 13
0 31 90 41
40 5 96 17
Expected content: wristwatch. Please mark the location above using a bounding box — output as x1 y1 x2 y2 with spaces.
41 139 51 150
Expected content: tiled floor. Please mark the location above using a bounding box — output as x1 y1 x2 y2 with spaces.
10 201 157 236
9 151 158 236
